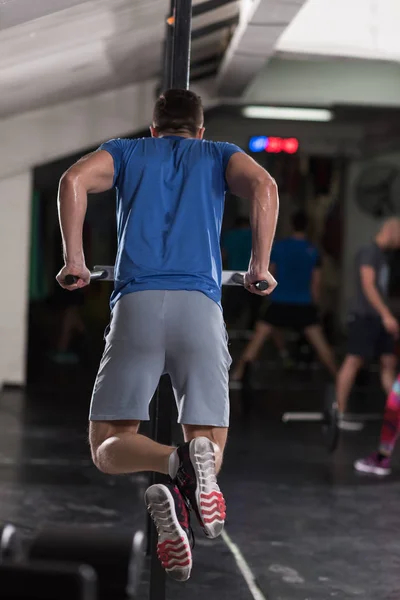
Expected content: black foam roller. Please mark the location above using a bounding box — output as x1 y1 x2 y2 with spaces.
29 526 145 600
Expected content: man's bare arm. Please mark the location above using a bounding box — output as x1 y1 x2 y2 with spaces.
226 153 279 294
360 266 390 319
58 150 114 265
57 150 114 288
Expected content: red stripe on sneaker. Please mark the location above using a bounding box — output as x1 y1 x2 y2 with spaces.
157 538 191 570
199 491 226 525
201 505 226 516
200 491 223 501
203 514 226 524
201 498 226 508
158 538 186 553
162 558 191 569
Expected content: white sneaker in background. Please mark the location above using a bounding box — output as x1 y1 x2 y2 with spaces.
338 417 364 431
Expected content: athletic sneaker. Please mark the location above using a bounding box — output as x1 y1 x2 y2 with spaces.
145 483 194 581
174 437 226 539
354 452 391 476
338 417 364 431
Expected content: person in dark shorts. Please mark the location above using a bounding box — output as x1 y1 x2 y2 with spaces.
55 89 279 581
336 218 400 431
232 210 337 379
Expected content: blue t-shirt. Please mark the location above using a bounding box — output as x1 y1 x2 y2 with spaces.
99 136 243 308
270 237 321 305
222 228 252 271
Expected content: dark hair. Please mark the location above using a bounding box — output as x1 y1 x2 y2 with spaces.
291 210 308 232
153 89 204 135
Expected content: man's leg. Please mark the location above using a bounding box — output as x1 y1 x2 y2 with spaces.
89 420 175 475
231 320 273 380
336 354 364 429
142 291 232 581
379 374 400 457
89 292 194 582
380 354 397 395
354 374 400 476
303 324 337 378
163 290 231 540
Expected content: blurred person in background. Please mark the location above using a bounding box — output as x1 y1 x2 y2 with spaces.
336 218 400 431
232 210 337 380
355 373 400 476
222 216 262 329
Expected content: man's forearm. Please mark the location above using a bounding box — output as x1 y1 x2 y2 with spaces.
364 284 391 319
58 173 87 266
249 178 279 270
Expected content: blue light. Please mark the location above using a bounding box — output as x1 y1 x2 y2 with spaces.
248 136 268 152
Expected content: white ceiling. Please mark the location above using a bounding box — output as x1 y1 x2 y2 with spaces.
277 0 400 63
216 0 307 96
0 0 240 120
3 0 396 127
0 0 88 31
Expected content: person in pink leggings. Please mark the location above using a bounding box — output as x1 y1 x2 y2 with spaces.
355 373 400 475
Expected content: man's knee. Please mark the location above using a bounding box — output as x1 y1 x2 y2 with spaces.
89 420 140 474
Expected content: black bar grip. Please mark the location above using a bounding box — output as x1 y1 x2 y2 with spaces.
64 274 78 286
63 270 107 286
231 272 269 291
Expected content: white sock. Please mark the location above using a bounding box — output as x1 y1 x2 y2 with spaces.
168 448 179 479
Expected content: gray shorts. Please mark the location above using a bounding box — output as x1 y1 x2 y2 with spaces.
89 291 231 427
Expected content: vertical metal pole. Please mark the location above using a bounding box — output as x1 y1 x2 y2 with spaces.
149 2 192 599
171 0 192 90
149 382 171 600
163 12 174 90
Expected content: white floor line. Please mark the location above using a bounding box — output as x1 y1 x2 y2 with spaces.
222 529 268 600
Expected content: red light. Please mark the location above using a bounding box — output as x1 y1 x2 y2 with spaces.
249 136 299 154
266 137 283 153
282 138 299 154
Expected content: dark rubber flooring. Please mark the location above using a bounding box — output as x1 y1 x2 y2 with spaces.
0 361 399 600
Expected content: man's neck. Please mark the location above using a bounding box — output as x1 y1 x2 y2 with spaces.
159 131 192 139
292 232 306 240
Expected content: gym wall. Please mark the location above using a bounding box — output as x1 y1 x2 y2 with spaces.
0 80 156 387
0 171 32 386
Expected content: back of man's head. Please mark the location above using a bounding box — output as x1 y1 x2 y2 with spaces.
291 210 308 233
153 89 204 136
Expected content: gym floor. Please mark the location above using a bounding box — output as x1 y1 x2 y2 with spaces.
0 367 399 600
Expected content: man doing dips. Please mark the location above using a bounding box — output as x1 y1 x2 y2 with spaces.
56 89 279 580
